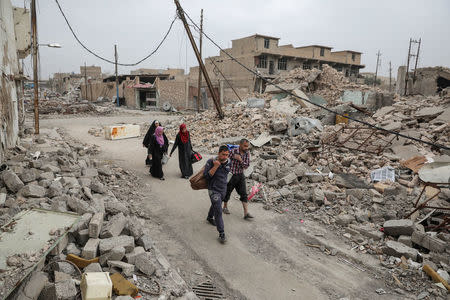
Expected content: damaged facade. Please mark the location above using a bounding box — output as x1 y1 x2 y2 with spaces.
396 66 450 96
188 34 365 109
0 1 31 162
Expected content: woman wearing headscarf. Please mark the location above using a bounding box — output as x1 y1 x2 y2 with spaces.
148 126 169 180
143 120 160 165
170 123 193 179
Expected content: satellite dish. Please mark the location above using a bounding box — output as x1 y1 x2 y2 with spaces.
162 102 172 111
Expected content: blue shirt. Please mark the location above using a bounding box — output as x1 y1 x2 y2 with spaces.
203 158 230 198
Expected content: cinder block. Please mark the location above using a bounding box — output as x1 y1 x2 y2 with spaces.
82 238 100 259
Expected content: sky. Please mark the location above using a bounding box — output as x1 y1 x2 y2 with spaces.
13 0 450 79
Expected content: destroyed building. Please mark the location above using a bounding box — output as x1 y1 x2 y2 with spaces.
396 66 450 96
80 65 103 80
188 34 365 104
0 1 31 162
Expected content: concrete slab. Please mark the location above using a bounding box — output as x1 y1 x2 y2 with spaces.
104 124 140 140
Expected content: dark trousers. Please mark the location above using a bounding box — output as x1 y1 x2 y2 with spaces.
207 191 224 233
224 173 248 203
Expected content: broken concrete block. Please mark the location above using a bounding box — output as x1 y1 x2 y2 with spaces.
398 235 413 247
383 240 418 261
288 117 323 136
125 247 145 265
108 261 135 277
54 271 72 283
99 246 126 266
312 188 325 206
47 180 64 198
383 219 414 237
54 279 77 300
19 168 39 183
51 234 69 255
91 194 106 213
82 168 98 177
336 214 356 226
2 170 25 192
137 234 154 251
84 262 102 272
61 177 80 189
0 193 6 206
39 172 55 181
88 212 104 238
83 186 93 200
21 271 48 300
66 243 81 256
98 166 113 176
279 172 297 186
105 200 129 215
100 213 127 238
20 184 47 198
349 224 383 241
415 106 444 119
41 164 61 173
272 120 288 132
78 177 92 188
76 229 90 246
126 216 144 240
135 252 156 276
82 238 100 259
411 231 447 253
99 236 135 255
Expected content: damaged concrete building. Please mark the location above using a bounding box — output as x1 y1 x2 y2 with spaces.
396 66 450 96
0 1 31 162
188 34 365 107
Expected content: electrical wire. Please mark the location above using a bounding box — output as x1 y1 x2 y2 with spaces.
54 0 177 66
181 9 450 151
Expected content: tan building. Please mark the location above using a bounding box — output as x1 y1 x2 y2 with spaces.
80 65 102 80
190 34 364 95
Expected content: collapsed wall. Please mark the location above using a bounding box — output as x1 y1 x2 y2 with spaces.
0 0 20 163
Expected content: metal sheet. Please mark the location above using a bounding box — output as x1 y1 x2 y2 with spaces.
0 209 79 299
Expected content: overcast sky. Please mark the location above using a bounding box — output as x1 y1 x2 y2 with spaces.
13 0 450 79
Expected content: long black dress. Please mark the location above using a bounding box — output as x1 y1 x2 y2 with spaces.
149 134 169 179
143 121 159 165
170 133 193 178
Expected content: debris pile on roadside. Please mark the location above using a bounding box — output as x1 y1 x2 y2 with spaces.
163 86 450 296
0 128 194 299
25 97 118 117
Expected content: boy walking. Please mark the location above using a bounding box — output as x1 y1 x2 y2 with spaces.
204 145 230 243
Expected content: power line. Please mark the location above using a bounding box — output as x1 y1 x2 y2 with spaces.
54 0 177 66
181 9 450 151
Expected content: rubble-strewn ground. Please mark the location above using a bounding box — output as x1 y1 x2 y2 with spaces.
3 67 449 299
0 126 196 299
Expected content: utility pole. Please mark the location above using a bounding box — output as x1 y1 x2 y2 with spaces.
196 9 203 113
84 62 88 100
174 0 224 119
114 45 119 107
374 50 381 87
210 59 242 102
404 38 421 96
31 0 39 134
412 38 421 82
389 61 392 92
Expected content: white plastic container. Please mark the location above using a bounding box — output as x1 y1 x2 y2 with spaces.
80 272 113 300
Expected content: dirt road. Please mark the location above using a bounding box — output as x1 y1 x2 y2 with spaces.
41 113 406 300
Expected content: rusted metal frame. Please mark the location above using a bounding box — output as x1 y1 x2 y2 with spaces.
407 185 443 219
426 217 449 232
377 134 398 155
339 128 360 145
356 130 376 150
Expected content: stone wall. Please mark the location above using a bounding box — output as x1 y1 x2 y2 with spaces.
158 80 187 110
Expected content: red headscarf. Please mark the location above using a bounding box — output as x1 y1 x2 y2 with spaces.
179 123 189 144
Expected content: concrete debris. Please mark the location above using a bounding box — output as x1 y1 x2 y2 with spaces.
135 253 156 276
383 219 414 237
383 241 418 261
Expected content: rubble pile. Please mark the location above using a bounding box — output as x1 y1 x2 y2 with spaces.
0 128 192 299
168 90 450 296
271 64 378 104
25 97 117 117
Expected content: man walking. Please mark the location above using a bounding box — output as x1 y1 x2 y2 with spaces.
223 139 253 219
204 145 230 243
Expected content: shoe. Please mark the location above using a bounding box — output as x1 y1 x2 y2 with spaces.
244 213 254 220
184 176 190 179
207 217 216 226
223 207 230 215
160 177 165 181
219 233 227 243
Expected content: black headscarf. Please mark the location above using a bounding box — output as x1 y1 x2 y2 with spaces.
143 120 161 148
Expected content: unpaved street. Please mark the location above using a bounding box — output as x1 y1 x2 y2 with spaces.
41 113 407 300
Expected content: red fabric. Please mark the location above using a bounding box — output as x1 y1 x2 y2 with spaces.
179 124 189 144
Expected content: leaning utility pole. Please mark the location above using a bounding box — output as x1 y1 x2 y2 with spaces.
114 45 119 107
374 50 381 87
31 0 39 134
174 0 224 118
196 9 203 113
404 38 421 96
84 62 88 100
210 59 242 102
389 61 392 92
